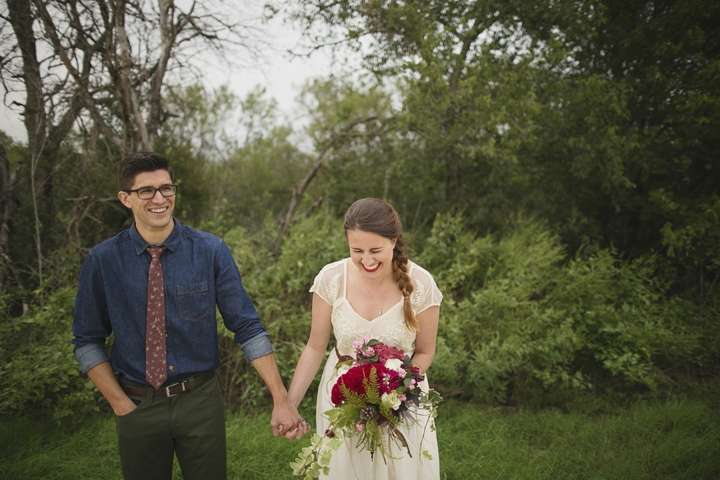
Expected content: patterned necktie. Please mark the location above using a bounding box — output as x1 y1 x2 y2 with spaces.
145 246 167 388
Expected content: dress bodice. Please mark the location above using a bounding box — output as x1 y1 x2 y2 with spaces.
310 258 443 357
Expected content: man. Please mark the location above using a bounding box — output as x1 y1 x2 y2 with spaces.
72 151 308 480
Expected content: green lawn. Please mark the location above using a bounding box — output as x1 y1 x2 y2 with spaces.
1 388 718 479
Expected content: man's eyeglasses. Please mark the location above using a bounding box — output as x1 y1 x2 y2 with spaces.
124 184 178 200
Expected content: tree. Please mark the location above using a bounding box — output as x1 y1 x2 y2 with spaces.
282 1 554 228
284 0 720 303
278 78 399 240
512 0 720 297
0 0 268 292
165 84 311 235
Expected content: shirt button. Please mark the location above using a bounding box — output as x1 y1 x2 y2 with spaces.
169 365 174 371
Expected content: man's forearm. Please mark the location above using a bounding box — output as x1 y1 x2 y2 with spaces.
250 352 307 437
250 353 290 404
86 362 136 416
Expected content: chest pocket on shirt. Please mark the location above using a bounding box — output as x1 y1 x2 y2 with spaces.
176 281 210 321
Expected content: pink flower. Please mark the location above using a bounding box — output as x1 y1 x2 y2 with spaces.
355 422 365 432
353 337 373 356
373 344 405 364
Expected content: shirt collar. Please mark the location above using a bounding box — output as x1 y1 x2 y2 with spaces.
129 218 182 255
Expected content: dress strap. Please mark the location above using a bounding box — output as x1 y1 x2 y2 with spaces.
342 258 349 299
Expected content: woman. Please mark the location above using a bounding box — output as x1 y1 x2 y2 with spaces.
287 198 442 479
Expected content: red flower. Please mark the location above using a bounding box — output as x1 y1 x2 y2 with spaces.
331 364 391 406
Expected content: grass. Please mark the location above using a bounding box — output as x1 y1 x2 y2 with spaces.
438 397 719 479
1 386 718 480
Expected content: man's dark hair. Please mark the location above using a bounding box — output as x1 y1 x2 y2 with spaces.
117 151 174 191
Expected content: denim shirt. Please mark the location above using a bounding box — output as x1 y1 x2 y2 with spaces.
72 219 272 385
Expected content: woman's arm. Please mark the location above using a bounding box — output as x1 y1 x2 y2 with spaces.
287 293 334 409
410 305 440 373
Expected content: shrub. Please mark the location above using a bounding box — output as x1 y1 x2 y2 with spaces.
1 211 713 418
421 214 704 405
0 287 100 422
217 213 346 410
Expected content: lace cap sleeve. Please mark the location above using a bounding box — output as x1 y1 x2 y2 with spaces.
408 261 443 314
309 259 346 306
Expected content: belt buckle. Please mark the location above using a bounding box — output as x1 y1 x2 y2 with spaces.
164 379 189 398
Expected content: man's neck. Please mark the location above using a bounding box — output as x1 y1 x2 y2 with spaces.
137 222 174 246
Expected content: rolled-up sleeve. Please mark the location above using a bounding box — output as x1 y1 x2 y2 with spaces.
74 343 111 374
240 332 274 362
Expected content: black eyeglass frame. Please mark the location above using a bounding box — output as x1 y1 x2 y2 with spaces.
123 184 178 200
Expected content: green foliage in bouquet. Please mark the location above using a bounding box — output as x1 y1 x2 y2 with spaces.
290 430 344 479
335 367 398 455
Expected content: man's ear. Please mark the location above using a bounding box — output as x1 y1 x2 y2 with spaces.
118 191 132 209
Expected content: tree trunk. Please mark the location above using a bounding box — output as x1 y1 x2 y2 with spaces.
7 0 52 284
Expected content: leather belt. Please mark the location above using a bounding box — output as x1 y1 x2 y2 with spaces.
120 370 215 398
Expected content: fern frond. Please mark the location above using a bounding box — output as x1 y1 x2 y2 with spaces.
364 367 382 404
340 383 369 407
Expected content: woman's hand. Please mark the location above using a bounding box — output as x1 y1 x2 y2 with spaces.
283 417 312 440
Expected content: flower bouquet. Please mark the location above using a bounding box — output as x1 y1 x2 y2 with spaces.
290 338 442 479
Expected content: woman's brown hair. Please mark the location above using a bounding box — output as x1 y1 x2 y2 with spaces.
344 198 418 332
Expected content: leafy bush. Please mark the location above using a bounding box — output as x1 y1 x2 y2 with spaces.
0 287 100 421
0 211 714 418
421 214 705 405
0 213 348 418
217 213 347 409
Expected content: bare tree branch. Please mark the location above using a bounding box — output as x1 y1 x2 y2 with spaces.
0 140 17 262
32 0 126 150
276 115 382 243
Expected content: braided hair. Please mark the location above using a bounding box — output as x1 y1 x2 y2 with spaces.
344 198 418 332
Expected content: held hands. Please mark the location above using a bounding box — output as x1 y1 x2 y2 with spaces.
271 400 311 441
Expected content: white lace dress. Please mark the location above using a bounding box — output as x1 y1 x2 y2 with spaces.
310 258 443 480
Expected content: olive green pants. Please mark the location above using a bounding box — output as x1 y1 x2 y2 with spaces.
116 375 226 480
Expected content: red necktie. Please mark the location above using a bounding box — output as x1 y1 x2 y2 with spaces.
145 246 167 388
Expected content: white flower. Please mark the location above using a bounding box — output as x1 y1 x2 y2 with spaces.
381 391 402 410
384 358 403 372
